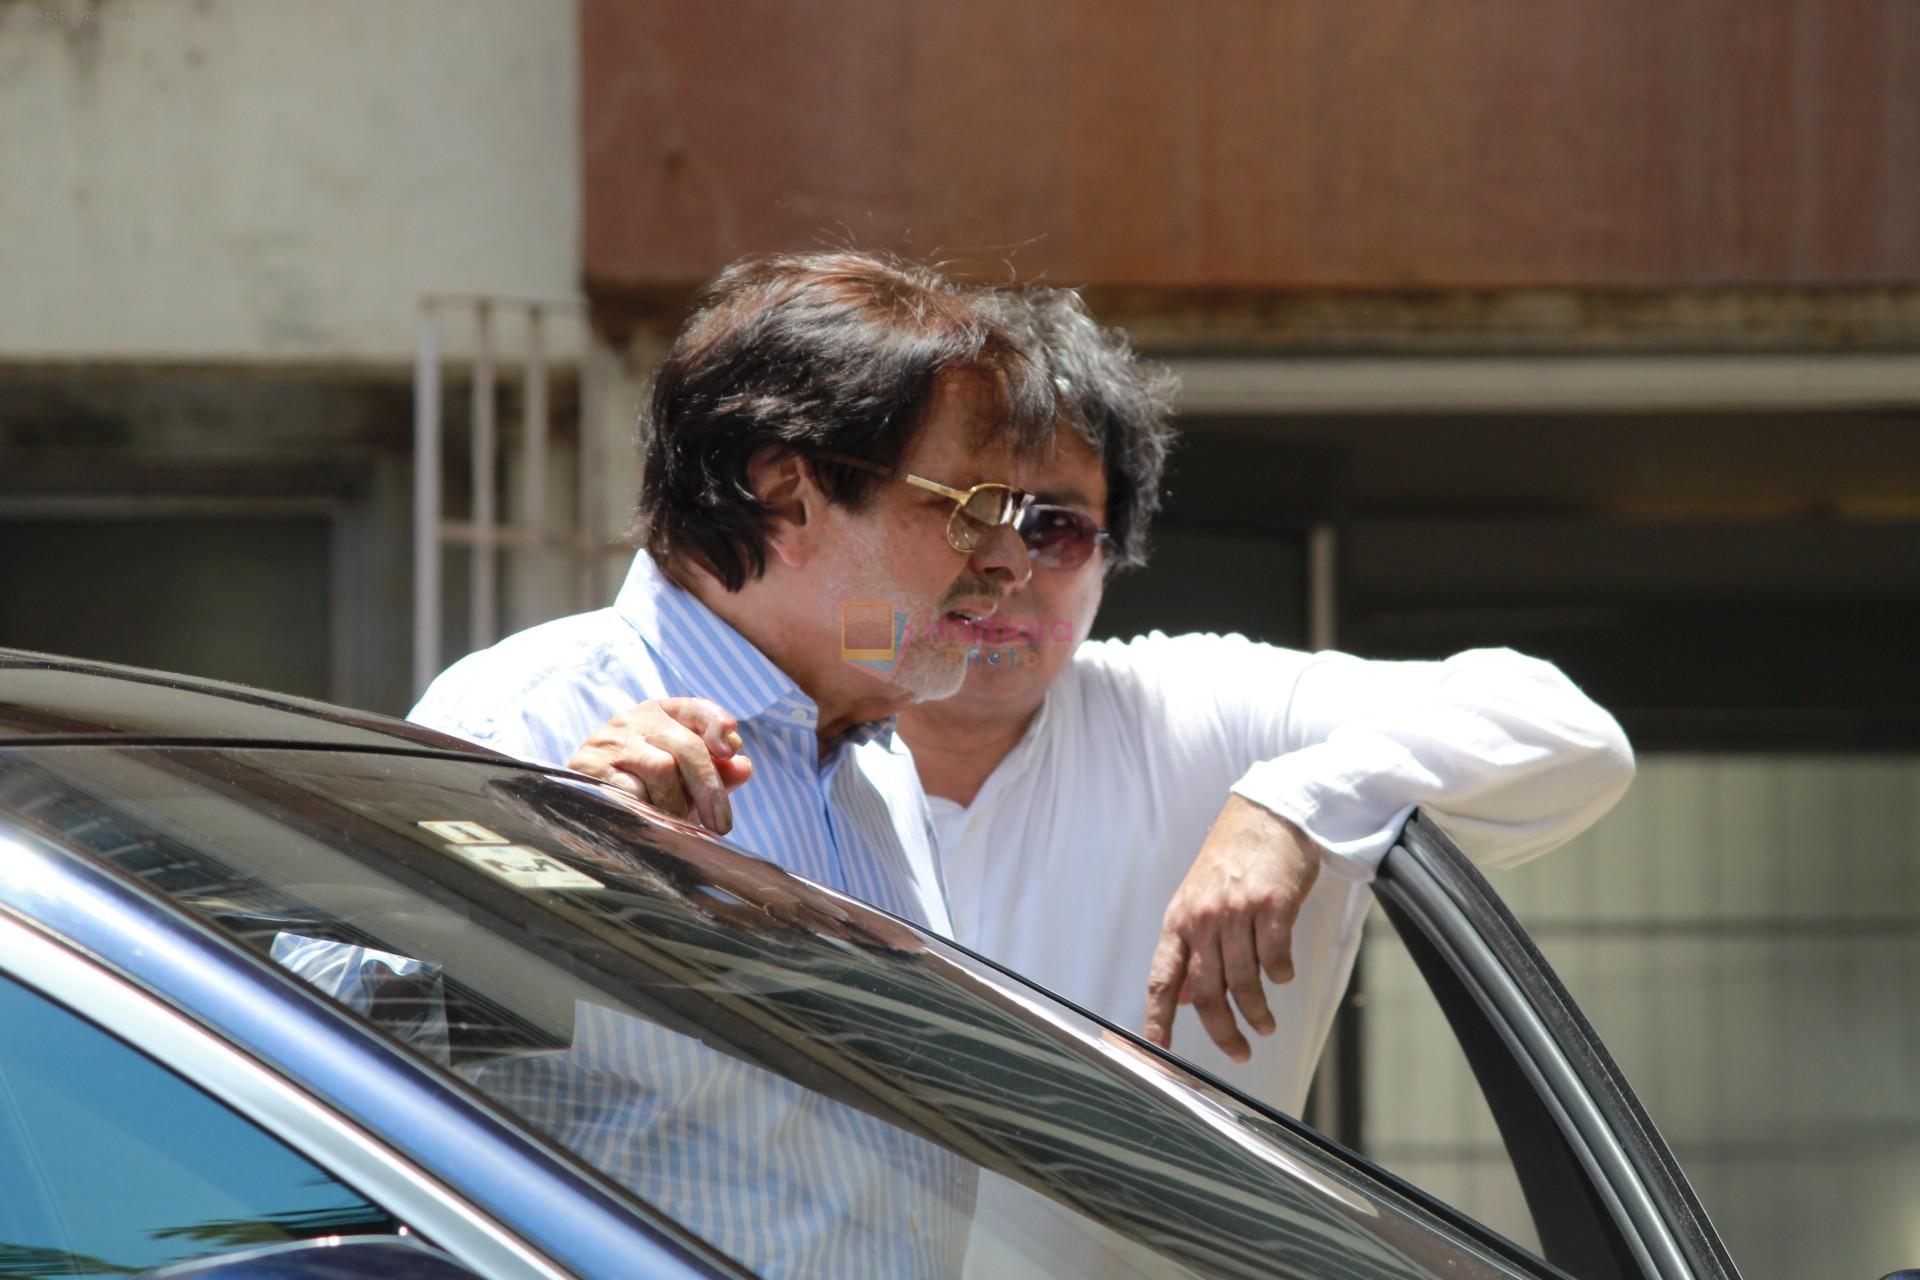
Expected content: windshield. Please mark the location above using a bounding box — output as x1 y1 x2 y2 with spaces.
0 744 1537 1280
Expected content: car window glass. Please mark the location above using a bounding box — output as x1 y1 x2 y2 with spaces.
2 745 1555 1280
0 972 403 1278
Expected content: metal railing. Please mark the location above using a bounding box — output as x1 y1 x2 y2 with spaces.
413 294 625 698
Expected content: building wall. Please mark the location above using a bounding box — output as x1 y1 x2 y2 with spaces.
1 0 603 717
582 0 1920 305
0 0 580 361
1363 754 1920 1280
4 9 1917 1273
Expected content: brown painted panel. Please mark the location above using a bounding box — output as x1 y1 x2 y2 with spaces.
582 0 1920 296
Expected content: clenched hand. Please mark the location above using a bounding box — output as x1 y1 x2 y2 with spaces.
1143 795 1323 1062
568 698 754 834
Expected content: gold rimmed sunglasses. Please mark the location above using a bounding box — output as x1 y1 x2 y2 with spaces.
814 450 1037 554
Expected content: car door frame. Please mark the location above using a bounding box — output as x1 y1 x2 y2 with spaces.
1371 812 1743 1280
0 910 564 1280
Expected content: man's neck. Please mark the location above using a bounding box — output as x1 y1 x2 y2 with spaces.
896 692 1044 806
671 560 909 755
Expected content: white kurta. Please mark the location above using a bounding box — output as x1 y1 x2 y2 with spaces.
929 631 1637 1117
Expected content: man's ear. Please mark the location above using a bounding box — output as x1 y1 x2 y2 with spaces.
746 447 820 569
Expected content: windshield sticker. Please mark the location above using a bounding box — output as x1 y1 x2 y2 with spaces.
444 843 605 891
417 819 510 845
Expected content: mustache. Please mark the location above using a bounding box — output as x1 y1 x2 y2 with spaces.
937 578 1004 611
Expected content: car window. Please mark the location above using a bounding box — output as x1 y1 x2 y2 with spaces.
0 971 403 1278
2 744 1556 1280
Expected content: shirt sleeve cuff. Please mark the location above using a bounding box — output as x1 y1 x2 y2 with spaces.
1230 748 1422 880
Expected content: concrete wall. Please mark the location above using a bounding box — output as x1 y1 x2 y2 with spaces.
0 0 580 361
1364 754 1920 1278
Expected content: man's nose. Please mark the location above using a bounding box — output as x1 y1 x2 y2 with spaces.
968 522 1034 592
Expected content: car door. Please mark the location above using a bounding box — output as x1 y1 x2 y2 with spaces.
1363 813 1744 1280
0 913 558 1280
0 809 753 1280
2 740 1571 1280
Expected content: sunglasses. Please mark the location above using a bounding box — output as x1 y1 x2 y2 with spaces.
816 451 1036 554
1017 503 1113 571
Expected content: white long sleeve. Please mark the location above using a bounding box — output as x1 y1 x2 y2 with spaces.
1225 644 1636 876
932 630 1634 1122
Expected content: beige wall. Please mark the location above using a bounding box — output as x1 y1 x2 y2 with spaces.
0 0 580 361
1364 755 1920 1278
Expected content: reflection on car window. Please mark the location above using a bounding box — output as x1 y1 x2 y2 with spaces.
0 973 401 1278
7 746 1549 1280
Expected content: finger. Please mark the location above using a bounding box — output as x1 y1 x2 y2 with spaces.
569 729 639 779
1185 939 1252 1063
647 722 732 833
573 744 635 792
1221 920 1275 1037
657 697 742 759
615 746 693 820
1255 910 1296 985
1143 932 1190 1048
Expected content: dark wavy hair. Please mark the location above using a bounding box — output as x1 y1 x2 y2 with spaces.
989 287 1178 572
635 251 1058 591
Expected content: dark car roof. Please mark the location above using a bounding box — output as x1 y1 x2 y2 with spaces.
0 648 498 755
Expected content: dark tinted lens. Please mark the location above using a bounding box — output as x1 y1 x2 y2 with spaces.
1018 505 1100 569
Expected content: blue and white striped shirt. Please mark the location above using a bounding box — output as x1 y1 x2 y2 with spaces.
404 553 968 1278
409 553 950 933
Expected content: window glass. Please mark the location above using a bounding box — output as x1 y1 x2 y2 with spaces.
0 974 401 1278
4 744 1551 1280
0 517 332 700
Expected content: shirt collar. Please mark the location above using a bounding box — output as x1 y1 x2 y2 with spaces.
614 553 897 750
844 716 900 749
614 552 803 723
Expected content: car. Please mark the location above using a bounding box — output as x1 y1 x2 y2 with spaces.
0 647 1766 1280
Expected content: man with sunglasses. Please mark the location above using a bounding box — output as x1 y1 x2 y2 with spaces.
896 287 1633 1108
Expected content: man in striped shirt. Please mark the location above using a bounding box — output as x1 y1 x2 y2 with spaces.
409 251 1066 1277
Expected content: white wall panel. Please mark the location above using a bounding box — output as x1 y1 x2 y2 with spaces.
1361 754 1920 1279
0 0 578 360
